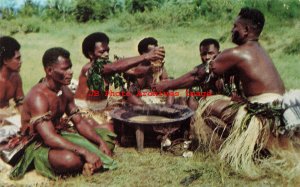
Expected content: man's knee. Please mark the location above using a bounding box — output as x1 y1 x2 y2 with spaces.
49 150 83 173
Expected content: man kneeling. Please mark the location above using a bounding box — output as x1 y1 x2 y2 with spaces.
10 47 116 180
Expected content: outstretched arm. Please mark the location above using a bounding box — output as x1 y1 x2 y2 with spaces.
102 47 165 76
152 65 206 92
210 48 239 75
125 65 151 79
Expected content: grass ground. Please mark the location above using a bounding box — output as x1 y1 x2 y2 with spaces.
8 147 293 187
0 9 299 186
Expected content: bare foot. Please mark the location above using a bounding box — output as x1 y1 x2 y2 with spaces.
82 163 94 176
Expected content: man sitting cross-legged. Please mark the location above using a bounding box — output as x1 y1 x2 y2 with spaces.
153 8 300 179
9 47 116 180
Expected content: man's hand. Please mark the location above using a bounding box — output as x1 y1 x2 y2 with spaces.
151 81 168 92
99 141 112 156
83 151 102 174
144 47 165 62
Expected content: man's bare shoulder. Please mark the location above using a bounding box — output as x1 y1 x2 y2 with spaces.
216 46 246 63
81 62 92 75
9 72 22 82
25 84 48 105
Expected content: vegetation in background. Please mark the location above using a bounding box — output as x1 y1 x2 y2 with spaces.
0 1 300 186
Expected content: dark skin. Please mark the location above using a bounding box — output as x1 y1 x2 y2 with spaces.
152 44 219 91
154 16 285 114
211 17 285 97
75 42 165 102
0 50 24 115
126 45 173 106
151 44 220 110
22 56 111 175
206 16 285 116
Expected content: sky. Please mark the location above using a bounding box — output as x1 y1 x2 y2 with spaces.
0 0 48 10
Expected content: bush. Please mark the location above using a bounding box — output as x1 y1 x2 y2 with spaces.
74 0 115 22
0 8 16 20
283 38 300 55
0 17 47 35
119 3 198 29
242 0 300 19
125 0 163 13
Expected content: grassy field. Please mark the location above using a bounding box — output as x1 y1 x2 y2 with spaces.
1 5 300 187
1 13 299 93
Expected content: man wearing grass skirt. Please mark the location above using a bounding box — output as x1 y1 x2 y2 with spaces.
154 7 300 179
192 7 300 178
4 47 118 180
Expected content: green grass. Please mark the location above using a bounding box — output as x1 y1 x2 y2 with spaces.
28 147 295 187
1 7 300 186
1 16 296 93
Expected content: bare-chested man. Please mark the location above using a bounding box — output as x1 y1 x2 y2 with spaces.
126 37 174 105
0 36 24 143
75 33 165 107
155 7 289 177
195 8 288 177
0 36 24 114
12 47 116 179
152 38 240 110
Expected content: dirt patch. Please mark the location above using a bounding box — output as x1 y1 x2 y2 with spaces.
0 159 50 186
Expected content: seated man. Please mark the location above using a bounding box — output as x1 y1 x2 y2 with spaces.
154 8 299 179
126 37 174 105
0 36 24 143
152 38 241 111
74 33 165 123
8 47 116 179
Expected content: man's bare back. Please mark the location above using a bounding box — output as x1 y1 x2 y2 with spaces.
211 14 285 97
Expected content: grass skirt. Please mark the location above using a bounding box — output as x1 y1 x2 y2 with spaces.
193 93 300 180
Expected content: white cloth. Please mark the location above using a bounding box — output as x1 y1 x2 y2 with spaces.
0 115 21 143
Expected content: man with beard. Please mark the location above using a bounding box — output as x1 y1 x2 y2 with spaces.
190 8 290 178
8 47 116 179
0 36 24 143
155 7 292 178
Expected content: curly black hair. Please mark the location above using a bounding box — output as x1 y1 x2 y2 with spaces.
238 7 265 36
138 37 158 55
0 36 21 68
199 38 220 50
42 47 70 68
82 32 109 59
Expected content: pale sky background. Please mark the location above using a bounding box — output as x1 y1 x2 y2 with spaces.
0 0 48 10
